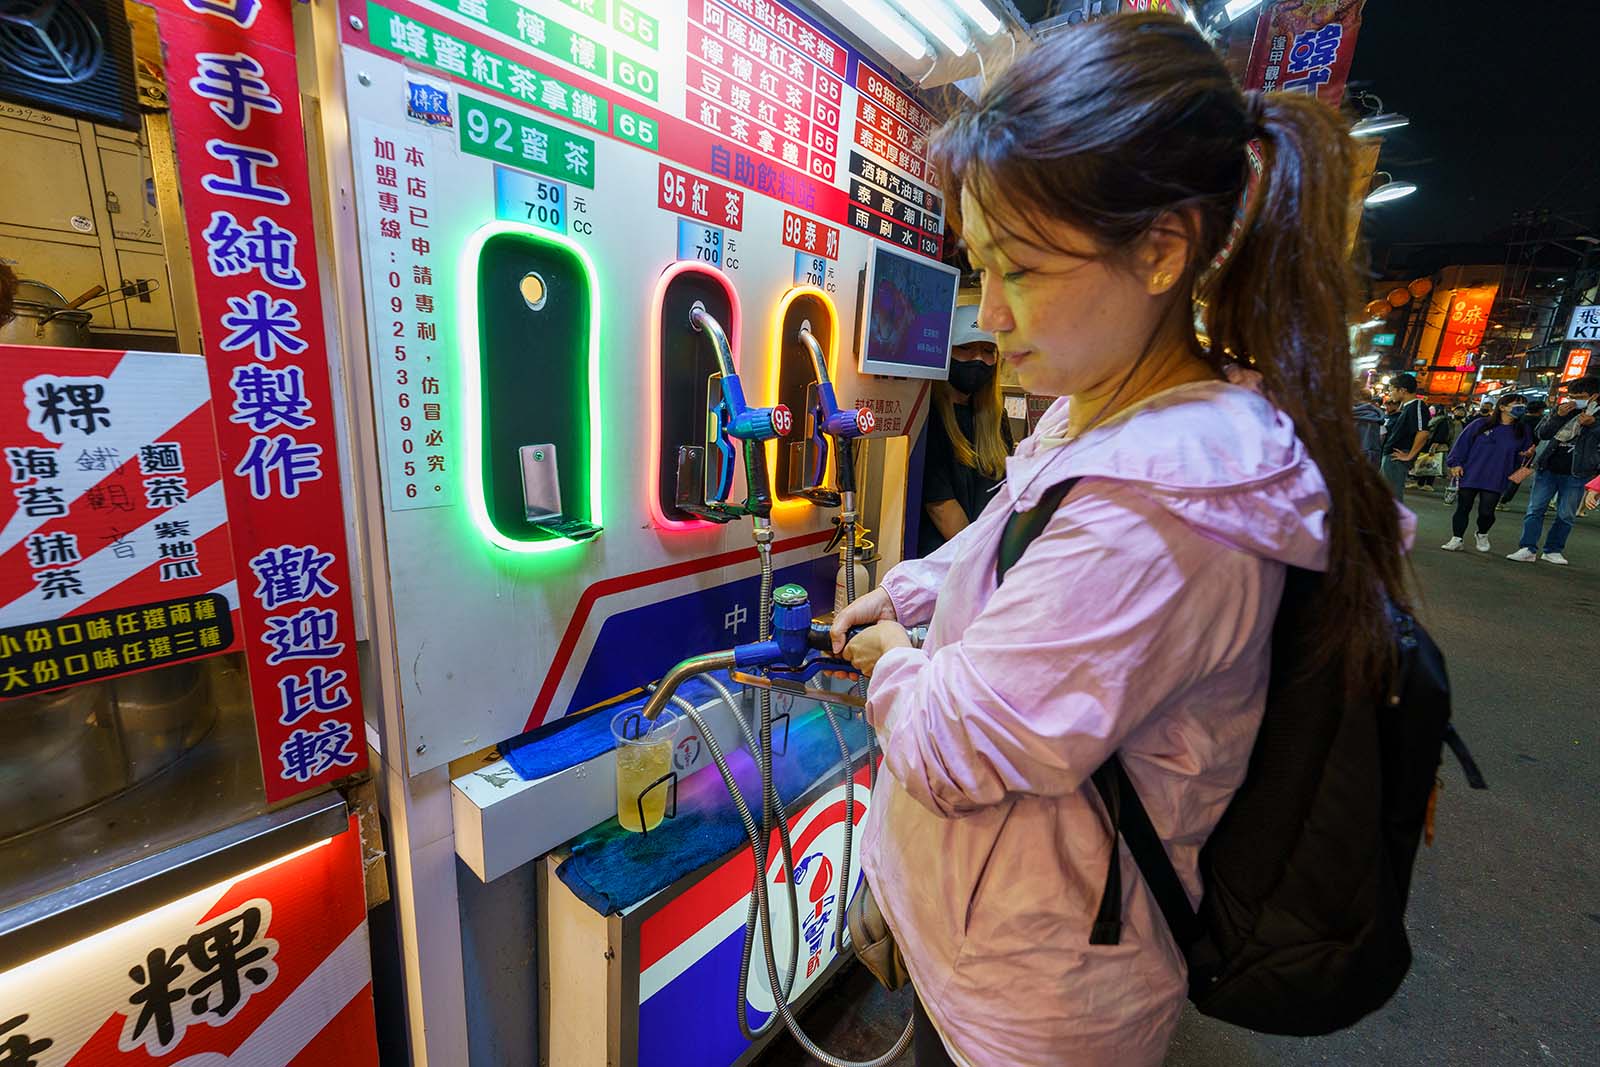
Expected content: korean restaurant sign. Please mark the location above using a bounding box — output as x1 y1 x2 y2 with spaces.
0 346 242 698
1436 285 1498 369
0 816 378 1066
1244 0 1367 107
149 0 367 802
1567 305 1600 341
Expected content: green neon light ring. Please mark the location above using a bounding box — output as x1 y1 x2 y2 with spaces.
457 220 604 553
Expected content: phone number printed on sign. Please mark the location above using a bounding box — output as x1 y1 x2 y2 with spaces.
358 122 455 513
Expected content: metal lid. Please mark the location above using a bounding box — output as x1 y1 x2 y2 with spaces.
772 584 808 607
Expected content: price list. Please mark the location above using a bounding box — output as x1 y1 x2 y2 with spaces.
845 152 942 259
685 0 846 186
851 61 937 185
780 209 839 290
357 122 454 511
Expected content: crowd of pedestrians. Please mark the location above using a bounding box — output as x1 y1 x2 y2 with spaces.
1359 374 1600 564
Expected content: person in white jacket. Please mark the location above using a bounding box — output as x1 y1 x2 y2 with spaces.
832 13 1414 1066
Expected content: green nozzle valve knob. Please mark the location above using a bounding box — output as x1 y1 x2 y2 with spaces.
773 584 808 607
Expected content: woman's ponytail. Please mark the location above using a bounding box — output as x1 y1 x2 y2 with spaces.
1205 93 1409 694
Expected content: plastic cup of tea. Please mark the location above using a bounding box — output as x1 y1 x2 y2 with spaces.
612 707 681 833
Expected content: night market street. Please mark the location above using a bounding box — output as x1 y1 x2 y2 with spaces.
763 492 1600 1067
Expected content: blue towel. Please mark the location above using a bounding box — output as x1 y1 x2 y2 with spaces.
554 706 871 916
499 674 727 782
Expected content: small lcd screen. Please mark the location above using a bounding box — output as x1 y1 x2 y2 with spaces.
858 243 959 379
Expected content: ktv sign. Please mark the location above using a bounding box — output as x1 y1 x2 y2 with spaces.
1569 305 1600 341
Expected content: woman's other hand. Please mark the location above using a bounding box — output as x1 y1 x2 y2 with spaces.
840 620 912 677
1582 489 1599 516
830 587 898 654
1449 466 1464 478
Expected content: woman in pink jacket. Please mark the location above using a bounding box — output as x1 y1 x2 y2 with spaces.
831 14 1411 1067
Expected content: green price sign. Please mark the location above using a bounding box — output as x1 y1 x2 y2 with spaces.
460 94 597 189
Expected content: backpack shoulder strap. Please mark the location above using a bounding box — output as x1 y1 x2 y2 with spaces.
994 476 1203 952
996 477 1080 586
1089 758 1203 950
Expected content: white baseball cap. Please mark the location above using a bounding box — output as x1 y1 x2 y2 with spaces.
950 297 994 347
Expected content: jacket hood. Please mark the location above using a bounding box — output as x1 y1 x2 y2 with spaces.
1005 372 1346 572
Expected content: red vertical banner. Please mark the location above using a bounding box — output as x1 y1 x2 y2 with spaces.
1243 0 1367 107
150 0 366 801
1436 285 1498 369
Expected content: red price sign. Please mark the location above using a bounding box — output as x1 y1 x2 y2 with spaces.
659 163 745 231
780 209 839 260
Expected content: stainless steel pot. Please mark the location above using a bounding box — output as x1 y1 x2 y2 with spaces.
0 281 94 348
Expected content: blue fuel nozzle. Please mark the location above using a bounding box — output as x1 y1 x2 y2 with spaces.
691 302 790 445
732 584 814 669
797 326 873 494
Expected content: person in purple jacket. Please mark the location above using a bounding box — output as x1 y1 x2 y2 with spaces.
829 14 1413 1067
1441 393 1534 553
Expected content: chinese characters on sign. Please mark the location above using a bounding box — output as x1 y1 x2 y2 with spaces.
372 5 613 130
852 62 936 186
844 152 943 259
1561 348 1591 382
687 0 846 185
0 348 241 693
460 93 597 188
851 395 906 435
153 0 365 801
0 595 233 699
779 209 839 260
121 900 279 1055
782 210 838 290
0 815 378 1065
1567 305 1600 341
658 162 744 230
1244 0 1367 107
1435 285 1498 369
360 123 456 514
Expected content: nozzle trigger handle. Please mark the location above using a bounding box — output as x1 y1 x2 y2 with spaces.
743 438 774 518
807 621 869 653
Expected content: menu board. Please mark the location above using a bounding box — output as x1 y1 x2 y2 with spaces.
686 0 847 186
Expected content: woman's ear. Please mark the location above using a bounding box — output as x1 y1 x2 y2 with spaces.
1140 208 1199 295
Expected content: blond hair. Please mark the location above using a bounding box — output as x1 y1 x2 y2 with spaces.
934 358 1008 480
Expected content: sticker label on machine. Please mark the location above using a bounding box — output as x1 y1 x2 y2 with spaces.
495 165 568 232
0 347 242 698
356 120 456 512
635 775 870 1067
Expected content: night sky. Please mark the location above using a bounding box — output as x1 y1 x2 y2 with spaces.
1345 0 1600 251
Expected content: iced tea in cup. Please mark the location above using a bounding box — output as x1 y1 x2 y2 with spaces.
612 707 681 833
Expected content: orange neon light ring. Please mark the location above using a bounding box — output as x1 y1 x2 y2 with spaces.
767 285 840 517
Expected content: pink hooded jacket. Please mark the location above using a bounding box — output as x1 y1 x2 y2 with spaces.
860 377 1337 1066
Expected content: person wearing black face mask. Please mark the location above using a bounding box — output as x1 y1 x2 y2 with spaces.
917 296 1015 556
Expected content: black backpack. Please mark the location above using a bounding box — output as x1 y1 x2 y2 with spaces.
997 478 1482 1036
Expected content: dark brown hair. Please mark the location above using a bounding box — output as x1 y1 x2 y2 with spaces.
930 13 1409 697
